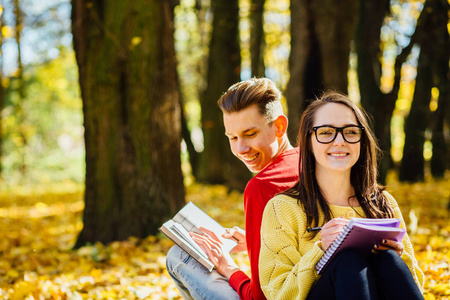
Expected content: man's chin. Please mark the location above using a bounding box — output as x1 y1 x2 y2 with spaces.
245 163 265 173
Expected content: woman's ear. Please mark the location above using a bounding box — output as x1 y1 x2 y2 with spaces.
274 115 288 138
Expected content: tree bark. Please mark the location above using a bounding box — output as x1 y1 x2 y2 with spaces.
286 0 312 144
399 53 431 182
0 10 4 177
356 0 398 184
180 91 200 178
312 0 358 93
400 0 450 181
14 0 27 178
429 0 449 178
286 0 358 145
197 0 251 191
72 0 185 246
250 0 266 77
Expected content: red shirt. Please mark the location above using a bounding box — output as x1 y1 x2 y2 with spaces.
228 148 300 300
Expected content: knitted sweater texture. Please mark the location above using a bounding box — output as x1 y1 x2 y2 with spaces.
259 191 424 300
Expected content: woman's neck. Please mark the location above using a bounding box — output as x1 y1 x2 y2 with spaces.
316 169 358 207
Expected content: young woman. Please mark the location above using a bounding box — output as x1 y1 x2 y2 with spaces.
259 91 424 300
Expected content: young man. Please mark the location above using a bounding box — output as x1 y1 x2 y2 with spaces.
166 78 299 300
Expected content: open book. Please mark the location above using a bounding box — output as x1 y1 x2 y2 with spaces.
315 217 406 275
159 202 237 272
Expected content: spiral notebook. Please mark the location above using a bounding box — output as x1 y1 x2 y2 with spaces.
315 217 406 275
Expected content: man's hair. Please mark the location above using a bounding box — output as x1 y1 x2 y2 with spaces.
217 78 284 122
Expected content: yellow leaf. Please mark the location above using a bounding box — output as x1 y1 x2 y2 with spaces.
11 281 36 300
1 25 14 38
424 293 436 300
131 36 142 46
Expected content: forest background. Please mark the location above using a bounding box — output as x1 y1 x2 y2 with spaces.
0 0 449 299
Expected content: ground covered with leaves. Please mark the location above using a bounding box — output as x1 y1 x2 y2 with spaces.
0 176 449 299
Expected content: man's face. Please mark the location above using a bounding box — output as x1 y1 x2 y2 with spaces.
223 104 281 173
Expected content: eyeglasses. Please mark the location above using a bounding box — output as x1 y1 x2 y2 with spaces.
311 125 364 144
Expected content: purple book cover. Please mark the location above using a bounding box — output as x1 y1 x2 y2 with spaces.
316 218 406 274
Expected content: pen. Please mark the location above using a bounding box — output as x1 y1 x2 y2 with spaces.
224 228 240 242
306 226 322 232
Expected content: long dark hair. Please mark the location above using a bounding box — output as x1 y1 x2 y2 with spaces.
284 91 394 238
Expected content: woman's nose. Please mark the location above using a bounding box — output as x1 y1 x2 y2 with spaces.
333 131 346 145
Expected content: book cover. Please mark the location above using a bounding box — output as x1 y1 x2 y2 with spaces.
315 218 406 275
159 202 237 272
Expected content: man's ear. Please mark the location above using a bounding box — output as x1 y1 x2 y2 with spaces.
274 115 288 138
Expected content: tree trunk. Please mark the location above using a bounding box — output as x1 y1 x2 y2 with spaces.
312 0 358 93
250 0 266 77
286 0 312 144
430 92 447 178
197 0 251 191
72 0 185 246
399 54 431 182
355 0 395 184
400 0 450 181
180 92 200 178
430 0 449 178
286 0 357 145
14 0 27 178
176 68 199 178
0 11 4 177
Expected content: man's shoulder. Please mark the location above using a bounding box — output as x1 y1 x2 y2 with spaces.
256 147 299 177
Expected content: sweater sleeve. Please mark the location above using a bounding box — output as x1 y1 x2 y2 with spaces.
259 196 323 300
384 191 425 292
228 177 276 300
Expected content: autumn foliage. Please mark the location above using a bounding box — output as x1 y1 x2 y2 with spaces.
0 176 449 299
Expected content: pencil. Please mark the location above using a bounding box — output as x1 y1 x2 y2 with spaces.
306 226 322 232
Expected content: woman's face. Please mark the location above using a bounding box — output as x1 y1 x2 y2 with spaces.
311 103 361 176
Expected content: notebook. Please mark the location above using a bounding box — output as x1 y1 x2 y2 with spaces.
315 217 406 274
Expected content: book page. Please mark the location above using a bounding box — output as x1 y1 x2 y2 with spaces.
353 218 401 228
172 202 237 253
170 222 208 259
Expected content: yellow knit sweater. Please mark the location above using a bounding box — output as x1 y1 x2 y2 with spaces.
259 191 424 300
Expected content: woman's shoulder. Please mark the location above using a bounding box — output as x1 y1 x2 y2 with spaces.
268 193 300 207
264 194 307 230
265 194 305 220
381 190 398 206
381 190 404 217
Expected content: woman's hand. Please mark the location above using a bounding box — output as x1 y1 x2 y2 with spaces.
190 227 240 279
373 239 404 256
320 218 349 251
222 226 246 253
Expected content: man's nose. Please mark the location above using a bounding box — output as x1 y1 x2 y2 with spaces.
237 140 250 154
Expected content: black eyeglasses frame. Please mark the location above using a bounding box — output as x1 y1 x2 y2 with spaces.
311 125 365 144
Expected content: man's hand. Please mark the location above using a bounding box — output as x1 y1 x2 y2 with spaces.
223 226 246 253
190 227 240 279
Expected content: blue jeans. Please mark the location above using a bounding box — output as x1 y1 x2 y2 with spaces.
307 249 424 300
165 245 240 300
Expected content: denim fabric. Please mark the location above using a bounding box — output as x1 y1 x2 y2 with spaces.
166 245 240 300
